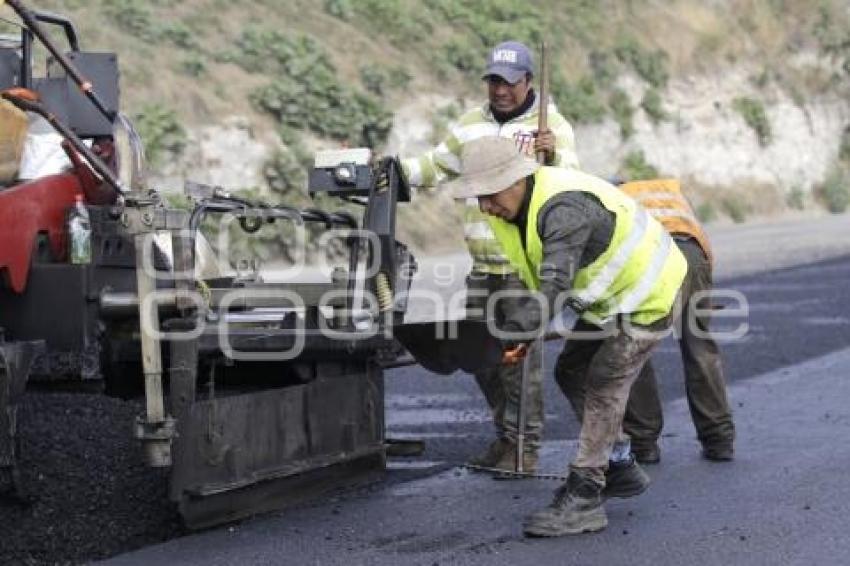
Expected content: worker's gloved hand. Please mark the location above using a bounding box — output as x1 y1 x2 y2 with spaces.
502 343 528 365
533 128 556 164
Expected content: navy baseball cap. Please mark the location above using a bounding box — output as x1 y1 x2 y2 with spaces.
483 41 534 84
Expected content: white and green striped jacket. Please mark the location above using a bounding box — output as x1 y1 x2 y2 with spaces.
402 95 579 274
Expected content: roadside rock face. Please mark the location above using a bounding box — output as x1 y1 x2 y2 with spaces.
384 94 459 158
149 116 279 192
577 62 850 194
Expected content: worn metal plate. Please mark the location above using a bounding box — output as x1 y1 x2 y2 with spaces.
170 363 385 528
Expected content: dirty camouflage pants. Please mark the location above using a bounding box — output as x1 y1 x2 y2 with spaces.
466 272 543 451
555 316 671 485
624 237 736 450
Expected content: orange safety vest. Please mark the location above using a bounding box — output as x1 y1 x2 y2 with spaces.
619 179 713 264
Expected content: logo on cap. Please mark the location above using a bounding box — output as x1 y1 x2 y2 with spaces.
492 49 518 64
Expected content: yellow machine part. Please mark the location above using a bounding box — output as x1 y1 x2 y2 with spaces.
0 99 28 185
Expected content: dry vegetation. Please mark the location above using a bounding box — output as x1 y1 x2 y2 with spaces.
6 0 846 129
0 0 847 226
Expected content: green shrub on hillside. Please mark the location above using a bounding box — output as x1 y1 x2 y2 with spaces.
443 38 480 74
324 0 353 20
641 88 668 123
786 185 806 210
160 22 198 49
264 149 308 197
103 0 158 41
721 195 750 223
609 89 634 139
103 1 201 52
252 81 392 147
614 37 669 88
231 29 392 147
133 105 186 166
431 0 545 48
813 2 850 55
695 202 717 223
619 151 658 181
348 0 433 44
179 54 206 77
732 97 773 146
361 66 389 96
359 65 411 96
551 73 607 124
230 30 329 75
840 127 850 164
588 50 618 87
818 167 850 213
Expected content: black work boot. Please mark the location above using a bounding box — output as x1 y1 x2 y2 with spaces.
602 455 650 499
523 472 607 537
632 442 661 465
702 442 734 462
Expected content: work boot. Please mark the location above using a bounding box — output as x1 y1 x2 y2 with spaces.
523 472 607 537
468 438 512 468
602 455 650 499
491 445 538 476
632 442 661 465
702 442 734 462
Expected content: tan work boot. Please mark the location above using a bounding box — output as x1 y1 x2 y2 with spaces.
491 444 539 474
523 472 607 537
468 438 513 468
468 438 538 475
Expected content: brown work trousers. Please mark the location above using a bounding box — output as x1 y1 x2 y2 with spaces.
555 315 671 485
466 272 543 451
624 238 735 450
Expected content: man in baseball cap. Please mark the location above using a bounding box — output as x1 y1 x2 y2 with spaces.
447 136 687 537
482 41 539 116
483 40 535 84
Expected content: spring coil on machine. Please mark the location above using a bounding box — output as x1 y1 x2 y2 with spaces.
375 272 393 312
375 160 390 192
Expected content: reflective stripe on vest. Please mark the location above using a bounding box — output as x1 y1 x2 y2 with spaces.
619 179 713 264
490 167 687 326
573 206 650 309
463 203 514 274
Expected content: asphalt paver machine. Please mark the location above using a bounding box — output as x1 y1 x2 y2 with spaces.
0 0 425 528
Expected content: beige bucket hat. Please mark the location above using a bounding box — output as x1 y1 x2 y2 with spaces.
445 136 540 199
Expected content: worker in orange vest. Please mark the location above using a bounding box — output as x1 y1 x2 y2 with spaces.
617 178 735 463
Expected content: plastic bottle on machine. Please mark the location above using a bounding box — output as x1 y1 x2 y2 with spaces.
68 194 91 264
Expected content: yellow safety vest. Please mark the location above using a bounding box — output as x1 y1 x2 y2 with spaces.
619 178 713 264
488 167 687 326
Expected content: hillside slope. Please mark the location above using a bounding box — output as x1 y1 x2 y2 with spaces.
3 0 849 247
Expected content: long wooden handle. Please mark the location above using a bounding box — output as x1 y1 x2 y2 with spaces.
536 41 548 164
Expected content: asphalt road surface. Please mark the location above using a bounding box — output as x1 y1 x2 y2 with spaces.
98 247 850 565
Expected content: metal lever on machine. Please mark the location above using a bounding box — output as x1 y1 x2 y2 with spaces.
5 0 116 122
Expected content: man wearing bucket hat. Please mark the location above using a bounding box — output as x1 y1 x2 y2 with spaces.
446 136 687 537
401 40 579 474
